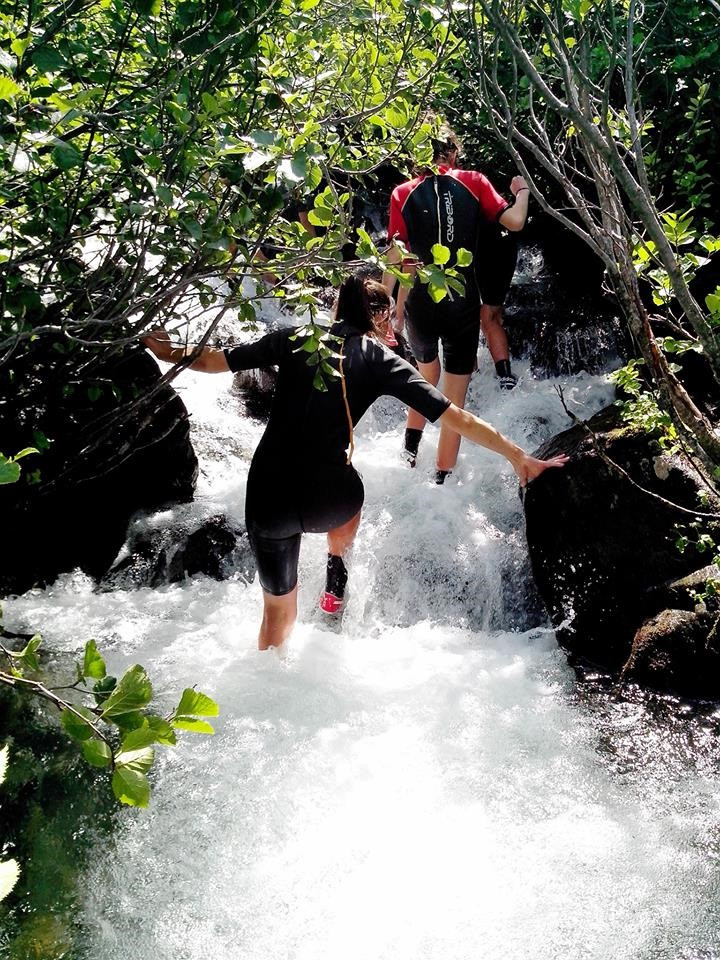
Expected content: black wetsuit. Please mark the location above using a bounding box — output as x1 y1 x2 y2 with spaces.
475 220 518 307
224 322 450 595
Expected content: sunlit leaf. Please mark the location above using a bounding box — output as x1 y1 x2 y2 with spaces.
82 739 112 768
82 639 106 680
112 767 150 807
176 689 219 717
100 665 152 719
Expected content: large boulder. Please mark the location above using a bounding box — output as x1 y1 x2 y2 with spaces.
523 403 720 686
1 346 198 596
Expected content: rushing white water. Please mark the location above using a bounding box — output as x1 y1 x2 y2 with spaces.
4 306 720 960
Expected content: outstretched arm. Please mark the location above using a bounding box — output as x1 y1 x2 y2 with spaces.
142 330 230 373
498 176 530 232
438 403 568 485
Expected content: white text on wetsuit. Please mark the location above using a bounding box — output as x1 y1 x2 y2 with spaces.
443 191 454 244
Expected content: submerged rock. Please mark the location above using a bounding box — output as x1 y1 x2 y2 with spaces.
523 403 720 694
100 514 254 590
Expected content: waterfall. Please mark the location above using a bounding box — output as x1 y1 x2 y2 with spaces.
3 284 720 960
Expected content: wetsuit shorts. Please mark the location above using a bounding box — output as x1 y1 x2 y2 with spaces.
476 222 518 306
246 461 364 596
404 286 480 376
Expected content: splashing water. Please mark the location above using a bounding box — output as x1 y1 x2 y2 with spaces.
4 314 720 960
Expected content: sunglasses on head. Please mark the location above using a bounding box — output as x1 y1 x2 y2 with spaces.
370 297 394 315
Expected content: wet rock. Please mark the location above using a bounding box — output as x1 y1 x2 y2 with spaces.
622 608 720 698
100 514 254 590
503 243 630 376
230 366 277 420
0 347 198 596
523 403 720 678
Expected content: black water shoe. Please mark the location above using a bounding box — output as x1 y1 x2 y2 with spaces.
320 554 348 615
403 427 423 467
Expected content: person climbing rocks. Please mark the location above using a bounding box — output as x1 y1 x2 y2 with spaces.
142 274 565 651
382 122 530 483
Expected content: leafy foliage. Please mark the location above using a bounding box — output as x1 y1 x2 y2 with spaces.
452 0 720 469
0 624 219 808
0 0 459 507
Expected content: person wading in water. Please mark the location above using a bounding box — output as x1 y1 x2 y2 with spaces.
142 275 566 651
383 124 529 483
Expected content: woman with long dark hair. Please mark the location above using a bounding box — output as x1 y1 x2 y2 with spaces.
143 275 566 650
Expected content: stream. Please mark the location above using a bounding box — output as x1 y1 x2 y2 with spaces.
3 280 720 959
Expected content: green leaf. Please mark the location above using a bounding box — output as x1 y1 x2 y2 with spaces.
146 715 177 746
201 92 218 114
10 38 30 59
136 0 162 15
431 243 450 265
100 664 152 719
82 739 112 768
243 149 274 172
172 717 215 734
176 688 219 717
182 219 203 241
428 283 448 304
13 448 38 461
110 711 146 733
456 247 473 268
52 141 83 170
0 859 20 901
31 45 66 72
61 706 96 742
17 635 42 671
0 77 23 102
92 674 116 705
112 767 150 807
82 639 106 680
706 291 720 319
0 459 20 485
114 746 154 773
307 207 333 227
156 185 173 206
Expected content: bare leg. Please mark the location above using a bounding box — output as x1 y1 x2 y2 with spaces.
406 358 441 432
480 303 509 362
436 372 472 471
258 586 298 651
327 510 362 557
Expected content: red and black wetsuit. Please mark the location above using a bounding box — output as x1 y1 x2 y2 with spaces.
224 322 450 595
388 165 509 374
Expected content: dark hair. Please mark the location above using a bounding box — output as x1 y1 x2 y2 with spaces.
364 279 391 310
334 274 374 333
431 139 458 163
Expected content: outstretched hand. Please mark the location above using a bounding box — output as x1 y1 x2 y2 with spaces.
141 329 174 362
512 452 569 488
